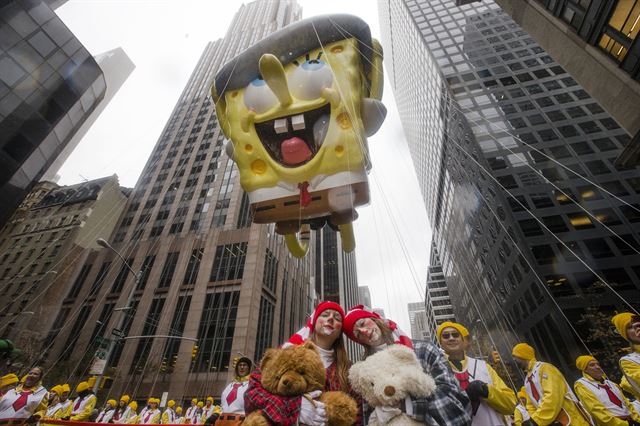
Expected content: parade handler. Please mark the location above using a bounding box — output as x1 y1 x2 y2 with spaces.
574 355 640 426
0 366 48 421
612 313 640 399
436 321 516 425
512 343 593 426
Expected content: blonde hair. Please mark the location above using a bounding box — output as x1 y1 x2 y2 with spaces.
310 332 350 393
363 318 394 359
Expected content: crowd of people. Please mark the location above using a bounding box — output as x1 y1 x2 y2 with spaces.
0 302 638 425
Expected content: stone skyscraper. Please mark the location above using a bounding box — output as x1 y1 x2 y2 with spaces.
42 0 313 399
380 0 640 372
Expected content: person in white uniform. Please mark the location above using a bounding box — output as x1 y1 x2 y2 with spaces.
216 357 253 425
0 366 48 421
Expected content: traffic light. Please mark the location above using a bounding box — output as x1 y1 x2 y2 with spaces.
191 345 199 360
491 350 501 364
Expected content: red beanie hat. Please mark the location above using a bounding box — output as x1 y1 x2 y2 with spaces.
284 301 344 347
344 305 414 349
343 305 380 341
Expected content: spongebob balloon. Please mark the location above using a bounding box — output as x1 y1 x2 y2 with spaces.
212 14 386 257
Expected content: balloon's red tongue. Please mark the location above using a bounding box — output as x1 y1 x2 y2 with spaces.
281 137 312 165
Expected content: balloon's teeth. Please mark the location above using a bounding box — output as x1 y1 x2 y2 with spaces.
274 118 288 134
291 113 305 131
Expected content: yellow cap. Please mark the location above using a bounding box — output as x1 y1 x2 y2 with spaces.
176 407 183 414
575 355 596 371
191 398 197 404
76 381 90 392
167 400 175 408
512 343 535 360
50 385 64 395
197 401 204 408
61 384 71 393
436 321 469 341
129 401 138 411
0 374 19 387
120 395 130 404
612 312 635 341
206 396 213 402
107 399 117 408
150 398 159 404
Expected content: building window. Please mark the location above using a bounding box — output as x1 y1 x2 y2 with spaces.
191 291 240 373
90 302 115 342
584 238 615 258
236 192 253 228
612 234 640 254
160 295 192 374
137 255 156 290
531 244 557 265
568 212 595 229
254 295 275 361
542 215 568 232
158 252 179 288
519 219 544 236
110 258 133 294
210 242 248 282
60 306 92 361
183 248 203 285
68 264 92 298
263 248 278 293
598 0 640 62
89 261 112 296
130 298 166 374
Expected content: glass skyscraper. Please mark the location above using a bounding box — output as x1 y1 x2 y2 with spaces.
0 0 106 226
380 0 640 372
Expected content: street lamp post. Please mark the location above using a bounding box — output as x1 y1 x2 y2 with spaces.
92 238 141 393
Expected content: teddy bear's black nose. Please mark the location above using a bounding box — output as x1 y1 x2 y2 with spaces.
384 385 395 396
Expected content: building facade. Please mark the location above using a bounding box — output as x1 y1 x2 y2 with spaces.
380 0 640 372
41 47 135 181
407 301 430 340
493 0 640 167
314 227 359 309
358 285 372 308
424 243 455 341
38 0 314 400
0 0 106 226
0 176 128 358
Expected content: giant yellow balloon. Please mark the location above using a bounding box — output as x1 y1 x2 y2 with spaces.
212 14 386 257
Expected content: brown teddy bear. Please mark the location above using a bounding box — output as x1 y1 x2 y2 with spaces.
244 341 358 426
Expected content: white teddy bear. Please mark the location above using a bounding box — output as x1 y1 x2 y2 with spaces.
349 344 436 425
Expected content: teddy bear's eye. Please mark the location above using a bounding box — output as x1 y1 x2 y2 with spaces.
370 382 374 387
299 369 305 374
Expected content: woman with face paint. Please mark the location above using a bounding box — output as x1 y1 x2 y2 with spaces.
343 305 473 426
244 301 363 425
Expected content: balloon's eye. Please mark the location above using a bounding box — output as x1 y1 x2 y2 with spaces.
243 77 278 113
289 59 333 100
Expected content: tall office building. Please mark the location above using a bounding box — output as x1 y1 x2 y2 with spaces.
314 227 359 309
493 0 640 167
42 0 312 399
424 243 454 341
41 47 135 181
0 0 106 226
407 301 430 340
358 285 372 308
380 0 640 371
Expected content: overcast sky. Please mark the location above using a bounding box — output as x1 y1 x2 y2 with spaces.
56 0 432 334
